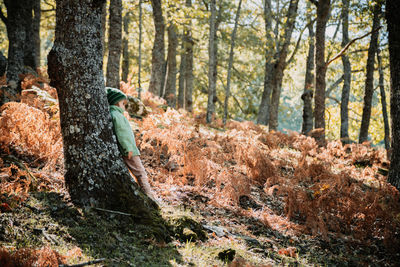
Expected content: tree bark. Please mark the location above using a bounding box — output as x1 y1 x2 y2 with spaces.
387 0 400 191
359 3 381 143
165 23 178 107
313 0 331 141
256 0 273 125
2 0 33 104
23 0 36 70
149 0 165 96
301 5 315 135
47 0 160 221
0 52 6 77
178 40 186 109
340 0 351 143
101 2 107 58
268 0 299 131
121 13 130 83
33 0 41 68
206 0 217 123
138 0 143 99
106 0 122 88
223 0 242 125
377 47 390 156
184 0 194 112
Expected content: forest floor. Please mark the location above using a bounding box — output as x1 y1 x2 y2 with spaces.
1 78 400 266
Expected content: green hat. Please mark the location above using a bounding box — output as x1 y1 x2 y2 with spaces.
106 87 127 105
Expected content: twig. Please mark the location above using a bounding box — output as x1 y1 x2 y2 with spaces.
326 26 382 66
92 207 132 216
59 258 106 267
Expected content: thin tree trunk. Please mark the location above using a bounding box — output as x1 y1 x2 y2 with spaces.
268 0 299 131
149 0 165 96
184 0 194 112
359 3 381 143
313 0 331 142
301 5 315 135
33 0 40 68
340 0 351 143
178 40 186 109
223 0 242 124
257 0 273 125
377 47 390 156
47 0 161 221
106 0 122 88
165 23 178 107
206 0 217 123
138 0 143 99
121 13 130 83
386 0 400 191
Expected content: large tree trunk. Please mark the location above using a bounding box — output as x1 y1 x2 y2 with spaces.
301 6 315 135
0 52 6 77
101 2 107 58
165 23 178 107
48 0 160 221
121 13 130 83
313 0 331 141
256 0 273 125
33 0 41 68
387 0 400 191
23 0 36 70
359 3 381 143
149 0 165 96
377 47 390 156
268 0 299 131
106 0 122 88
340 0 351 143
223 0 242 124
206 0 217 123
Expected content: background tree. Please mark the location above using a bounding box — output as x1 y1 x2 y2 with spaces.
359 2 381 143
149 0 165 96
33 0 41 67
121 13 130 83
106 0 122 88
377 45 390 154
301 3 315 135
340 0 351 143
165 21 178 107
47 0 161 221
313 0 331 142
386 0 400 190
206 0 217 123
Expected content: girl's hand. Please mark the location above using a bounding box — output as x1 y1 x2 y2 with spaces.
128 151 133 159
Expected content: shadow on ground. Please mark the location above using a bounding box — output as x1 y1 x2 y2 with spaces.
6 191 183 266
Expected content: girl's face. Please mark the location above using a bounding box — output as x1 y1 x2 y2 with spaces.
116 99 127 110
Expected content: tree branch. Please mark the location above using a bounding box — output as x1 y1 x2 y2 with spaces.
326 26 382 66
326 75 344 97
59 258 106 267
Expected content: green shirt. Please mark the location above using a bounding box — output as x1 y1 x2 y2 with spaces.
109 105 140 157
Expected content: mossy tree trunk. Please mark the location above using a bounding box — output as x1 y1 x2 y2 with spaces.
106 0 122 88
386 0 400 191
48 0 160 221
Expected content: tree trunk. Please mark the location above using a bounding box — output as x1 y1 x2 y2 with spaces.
268 0 299 131
178 40 186 109
23 0 36 70
121 13 130 83
184 0 194 112
359 3 381 143
149 0 165 96
340 0 351 143
256 0 273 125
313 0 331 141
387 0 400 191
106 0 122 88
2 0 31 104
138 0 143 99
47 0 160 221
206 0 217 123
101 2 107 58
165 23 178 107
377 47 390 156
301 6 315 135
0 52 6 77
33 0 41 68
223 0 242 124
